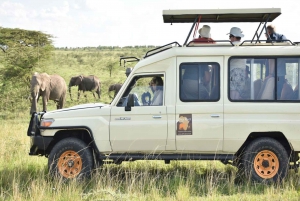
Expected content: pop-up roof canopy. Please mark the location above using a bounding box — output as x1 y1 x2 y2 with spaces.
163 8 281 45
163 8 281 23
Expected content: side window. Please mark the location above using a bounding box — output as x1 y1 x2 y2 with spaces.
230 58 275 101
180 62 220 102
277 58 299 100
229 57 300 101
117 75 164 107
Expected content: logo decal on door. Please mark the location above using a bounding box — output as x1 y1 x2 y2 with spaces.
176 114 192 135
115 117 131 120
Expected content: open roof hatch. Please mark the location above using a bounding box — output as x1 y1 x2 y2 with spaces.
163 8 281 45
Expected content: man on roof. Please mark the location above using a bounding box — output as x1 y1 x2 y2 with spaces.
265 24 288 43
228 27 244 45
192 25 215 43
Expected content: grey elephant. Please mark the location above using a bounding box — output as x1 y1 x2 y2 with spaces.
69 75 101 100
30 72 67 114
108 83 122 99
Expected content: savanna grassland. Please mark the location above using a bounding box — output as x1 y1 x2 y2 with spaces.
1 47 300 201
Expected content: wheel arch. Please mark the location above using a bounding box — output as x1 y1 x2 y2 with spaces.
45 127 99 157
235 132 294 161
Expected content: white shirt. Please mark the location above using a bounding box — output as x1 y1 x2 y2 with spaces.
151 89 163 106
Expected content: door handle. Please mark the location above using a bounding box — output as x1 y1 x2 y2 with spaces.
211 114 220 118
152 115 162 119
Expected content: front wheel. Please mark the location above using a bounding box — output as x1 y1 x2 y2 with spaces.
241 137 289 183
48 137 94 180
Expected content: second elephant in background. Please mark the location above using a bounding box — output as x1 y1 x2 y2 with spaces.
69 75 101 100
108 83 122 99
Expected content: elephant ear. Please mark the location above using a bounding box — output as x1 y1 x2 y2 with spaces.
39 73 50 91
75 75 83 85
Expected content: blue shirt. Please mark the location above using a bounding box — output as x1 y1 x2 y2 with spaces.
267 32 287 43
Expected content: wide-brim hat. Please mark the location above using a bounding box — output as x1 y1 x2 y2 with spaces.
227 27 244 38
199 25 211 38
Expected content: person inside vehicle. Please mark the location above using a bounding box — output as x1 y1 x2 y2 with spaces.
239 65 251 99
199 65 212 99
228 27 244 45
149 76 163 106
265 24 287 43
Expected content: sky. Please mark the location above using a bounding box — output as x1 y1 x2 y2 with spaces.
0 0 299 47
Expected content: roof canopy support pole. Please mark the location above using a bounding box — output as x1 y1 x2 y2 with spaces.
261 14 273 44
252 22 263 43
251 14 271 43
183 15 199 46
193 15 202 38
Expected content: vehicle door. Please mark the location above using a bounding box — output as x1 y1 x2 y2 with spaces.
110 73 168 152
175 57 224 152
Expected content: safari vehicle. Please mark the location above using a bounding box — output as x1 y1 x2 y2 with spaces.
28 8 300 183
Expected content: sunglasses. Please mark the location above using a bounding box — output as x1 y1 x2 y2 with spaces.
229 35 235 38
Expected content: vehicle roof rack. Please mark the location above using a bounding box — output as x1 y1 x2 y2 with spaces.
240 40 294 46
144 41 181 58
187 39 295 47
119 56 140 68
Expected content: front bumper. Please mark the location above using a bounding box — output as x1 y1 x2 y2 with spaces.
27 112 54 156
29 135 53 156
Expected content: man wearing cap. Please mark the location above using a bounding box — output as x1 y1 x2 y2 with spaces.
265 25 287 43
228 27 244 45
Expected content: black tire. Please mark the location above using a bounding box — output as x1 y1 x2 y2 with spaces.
48 137 94 180
241 137 289 183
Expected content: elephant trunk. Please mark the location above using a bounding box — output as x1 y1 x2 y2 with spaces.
69 84 73 101
30 89 39 114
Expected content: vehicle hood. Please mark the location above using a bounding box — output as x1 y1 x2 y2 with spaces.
64 103 108 110
53 103 108 112
40 102 111 124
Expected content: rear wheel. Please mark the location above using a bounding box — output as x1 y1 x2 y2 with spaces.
48 137 94 180
241 137 289 183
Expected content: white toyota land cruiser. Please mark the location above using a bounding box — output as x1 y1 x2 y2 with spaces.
27 8 300 182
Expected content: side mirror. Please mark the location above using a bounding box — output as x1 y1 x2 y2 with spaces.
125 94 134 111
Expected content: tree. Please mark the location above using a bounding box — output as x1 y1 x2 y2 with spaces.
0 27 54 83
105 57 118 77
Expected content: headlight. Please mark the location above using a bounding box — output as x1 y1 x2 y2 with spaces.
41 119 55 127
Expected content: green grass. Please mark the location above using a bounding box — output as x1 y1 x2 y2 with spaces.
1 120 300 200
1 48 300 200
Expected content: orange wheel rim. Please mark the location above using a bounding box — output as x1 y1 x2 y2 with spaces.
57 150 82 178
253 150 279 179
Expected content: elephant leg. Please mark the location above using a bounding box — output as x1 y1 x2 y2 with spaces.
97 88 100 99
59 96 65 109
77 91 81 100
82 91 87 99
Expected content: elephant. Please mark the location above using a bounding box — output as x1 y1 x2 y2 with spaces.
69 75 101 100
108 83 122 99
30 72 67 114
